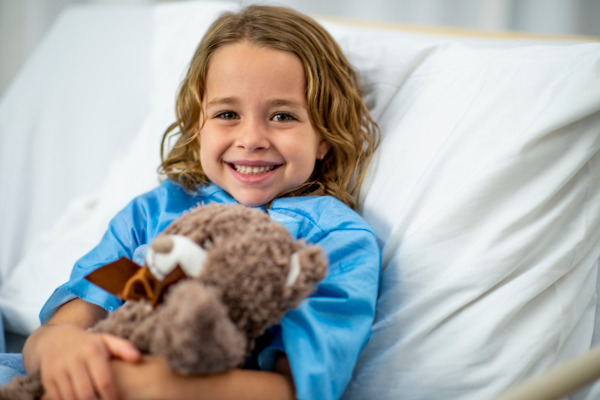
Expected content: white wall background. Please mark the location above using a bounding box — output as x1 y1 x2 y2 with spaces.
1 0 599 98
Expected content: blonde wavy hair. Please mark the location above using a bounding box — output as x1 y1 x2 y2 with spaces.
160 5 379 210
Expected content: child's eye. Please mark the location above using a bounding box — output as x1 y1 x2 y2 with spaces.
272 113 295 122
216 111 239 120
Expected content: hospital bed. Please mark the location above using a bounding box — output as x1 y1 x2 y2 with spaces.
0 2 599 399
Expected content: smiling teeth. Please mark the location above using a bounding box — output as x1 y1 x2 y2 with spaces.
233 164 276 175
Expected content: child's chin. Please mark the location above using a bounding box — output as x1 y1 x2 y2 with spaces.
232 192 276 208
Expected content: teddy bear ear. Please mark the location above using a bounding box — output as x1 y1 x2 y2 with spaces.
283 244 328 305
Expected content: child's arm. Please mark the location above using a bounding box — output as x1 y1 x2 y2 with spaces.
23 298 141 400
28 183 194 400
111 354 296 400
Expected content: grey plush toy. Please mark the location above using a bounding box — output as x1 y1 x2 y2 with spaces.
1 203 328 399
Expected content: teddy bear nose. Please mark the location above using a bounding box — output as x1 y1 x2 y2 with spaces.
151 237 174 254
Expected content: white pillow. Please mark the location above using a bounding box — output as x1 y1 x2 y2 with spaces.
343 43 600 400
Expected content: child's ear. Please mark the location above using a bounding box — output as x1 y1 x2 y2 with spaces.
317 139 331 160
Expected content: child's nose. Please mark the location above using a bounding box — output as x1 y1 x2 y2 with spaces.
235 119 270 151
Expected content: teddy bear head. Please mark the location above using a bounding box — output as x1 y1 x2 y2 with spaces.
151 203 328 340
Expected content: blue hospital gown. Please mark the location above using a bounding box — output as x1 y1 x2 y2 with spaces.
39 180 381 400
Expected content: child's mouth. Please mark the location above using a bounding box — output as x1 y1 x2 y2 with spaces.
230 163 280 175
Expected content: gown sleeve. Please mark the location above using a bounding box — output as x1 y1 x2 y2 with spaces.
39 193 156 324
258 224 381 400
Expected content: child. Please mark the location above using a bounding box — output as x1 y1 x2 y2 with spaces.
21 5 380 400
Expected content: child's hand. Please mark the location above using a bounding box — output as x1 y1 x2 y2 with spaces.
36 324 141 400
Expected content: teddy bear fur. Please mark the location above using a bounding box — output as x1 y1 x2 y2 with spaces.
1 203 328 399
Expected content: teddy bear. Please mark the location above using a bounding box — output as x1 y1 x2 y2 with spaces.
1 203 328 400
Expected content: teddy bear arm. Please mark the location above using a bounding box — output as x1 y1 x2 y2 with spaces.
91 300 156 352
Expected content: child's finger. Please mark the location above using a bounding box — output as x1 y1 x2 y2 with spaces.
100 334 141 362
70 362 97 400
54 375 76 400
41 379 60 400
87 355 118 400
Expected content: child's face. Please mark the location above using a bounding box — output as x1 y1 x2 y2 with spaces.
199 41 330 207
